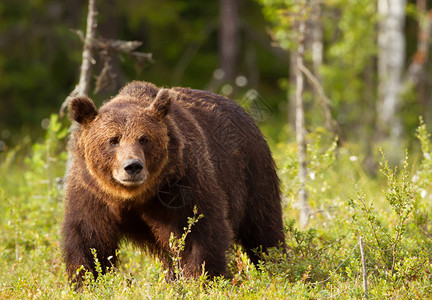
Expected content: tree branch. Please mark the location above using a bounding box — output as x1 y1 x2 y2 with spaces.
298 63 341 136
60 0 98 117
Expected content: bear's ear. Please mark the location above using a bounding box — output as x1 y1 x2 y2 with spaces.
148 88 171 121
68 96 98 125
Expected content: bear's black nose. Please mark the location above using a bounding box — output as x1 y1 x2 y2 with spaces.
123 159 144 175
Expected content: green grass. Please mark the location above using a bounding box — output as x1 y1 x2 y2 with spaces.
1 115 432 299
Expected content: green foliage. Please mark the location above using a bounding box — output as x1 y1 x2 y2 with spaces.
348 150 415 277
413 118 432 256
23 114 68 202
259 219 334 283
256 0 308 50
0 0 78 131
319 0 378 143
278 128 338 209
0 114 68 299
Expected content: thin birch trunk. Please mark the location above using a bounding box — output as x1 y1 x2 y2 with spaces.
304 1 340 136
359 237 369 299
295 12 310 228
377 0 406 144
309 0 323 79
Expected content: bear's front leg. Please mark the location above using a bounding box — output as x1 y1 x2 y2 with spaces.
62 190 120 288
159 229 231 281
161 204 232 280
146 206 232 281
180 215 232 279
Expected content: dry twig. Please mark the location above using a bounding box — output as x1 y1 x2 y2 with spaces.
59 0 153 117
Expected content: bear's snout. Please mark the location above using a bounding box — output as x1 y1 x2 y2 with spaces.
113 155 147 187
123 159 144 176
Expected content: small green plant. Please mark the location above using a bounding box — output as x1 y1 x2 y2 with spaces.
75 248 138 298
228 246 255 286
379 150 414 270
348 149 415 283
279 129 338 203
413 118 432 247
23 114 68 202
259 219 334 283
166 206 205 298
168 205 204 281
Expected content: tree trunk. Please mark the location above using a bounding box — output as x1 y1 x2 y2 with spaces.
61 0 98 181
403 0 431 110
309 0 323 79
377 0 406 147
78 0 98 96
295 14 310 228
219 0 240 83
289 50 298 129
98 0 124 93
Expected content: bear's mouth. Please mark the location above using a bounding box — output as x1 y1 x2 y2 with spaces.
117 177 146 187
113 173 147 187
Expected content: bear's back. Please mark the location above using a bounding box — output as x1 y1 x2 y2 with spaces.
116 81 251 125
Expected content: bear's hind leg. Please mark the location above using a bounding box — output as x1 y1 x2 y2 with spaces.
238 195 285 265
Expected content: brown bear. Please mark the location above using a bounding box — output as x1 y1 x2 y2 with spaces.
62 81 285 286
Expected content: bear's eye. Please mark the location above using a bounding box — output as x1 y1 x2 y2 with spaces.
109 136 121 146
139 135 149 146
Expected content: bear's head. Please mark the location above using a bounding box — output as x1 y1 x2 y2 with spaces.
68 88 172 200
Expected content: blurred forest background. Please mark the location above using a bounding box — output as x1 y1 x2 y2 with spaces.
1 0 431 166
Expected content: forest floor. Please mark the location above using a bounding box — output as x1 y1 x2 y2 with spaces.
1 115 432 299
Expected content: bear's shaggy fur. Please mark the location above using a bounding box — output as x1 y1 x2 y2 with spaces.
62 81 285 285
